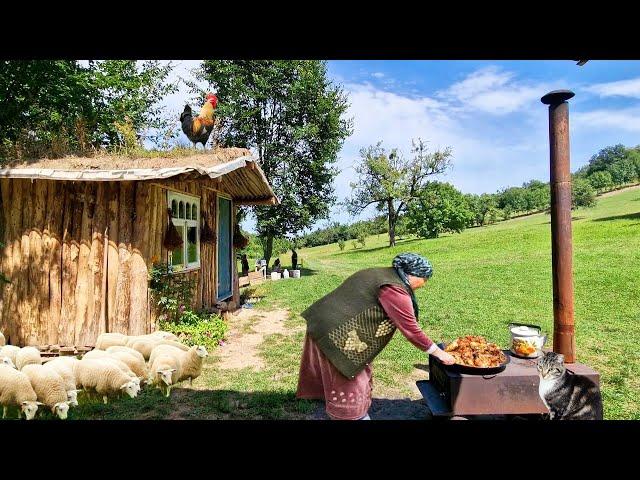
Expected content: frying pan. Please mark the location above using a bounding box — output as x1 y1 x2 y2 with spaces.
435 342 510 375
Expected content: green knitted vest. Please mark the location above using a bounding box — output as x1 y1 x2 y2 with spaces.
302 267 411 379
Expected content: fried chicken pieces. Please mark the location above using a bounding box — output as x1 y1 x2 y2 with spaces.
444 335 506 368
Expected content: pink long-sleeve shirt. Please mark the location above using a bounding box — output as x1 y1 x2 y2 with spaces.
296 283 437 419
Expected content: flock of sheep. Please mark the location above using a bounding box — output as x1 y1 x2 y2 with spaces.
0 330 208 420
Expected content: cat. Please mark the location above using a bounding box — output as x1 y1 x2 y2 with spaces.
536 352 603 420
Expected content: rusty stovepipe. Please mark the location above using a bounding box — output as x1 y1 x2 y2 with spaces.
541 89 576 363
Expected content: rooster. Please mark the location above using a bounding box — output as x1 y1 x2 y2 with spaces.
180 93 218 149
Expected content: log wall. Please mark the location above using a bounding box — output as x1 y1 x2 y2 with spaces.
0 177 236 346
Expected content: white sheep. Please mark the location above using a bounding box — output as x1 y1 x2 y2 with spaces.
95 332 129 350
0 365 43 420
106 351 148 384
2 356 15 368
74 359 139 404
105 345 145 363
149 352 181 397
149 344 208 386
127 338 163 360
43 358 80 407
16 346 42 370
21 364 70 419
0 345 21 367
0 331 5 346
81 350 140 386
150 331 180 342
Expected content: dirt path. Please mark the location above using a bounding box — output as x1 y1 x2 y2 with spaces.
213 307 293 370
599 184 640 198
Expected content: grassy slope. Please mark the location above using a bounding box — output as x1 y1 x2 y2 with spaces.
258 187 640 419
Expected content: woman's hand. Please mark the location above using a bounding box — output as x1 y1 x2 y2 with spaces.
432 347 456 365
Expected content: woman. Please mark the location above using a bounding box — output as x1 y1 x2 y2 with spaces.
296 253 455 420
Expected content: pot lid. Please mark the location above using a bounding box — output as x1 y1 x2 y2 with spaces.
510 325 541 336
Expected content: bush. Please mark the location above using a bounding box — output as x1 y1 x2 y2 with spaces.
588 170 614 192
159 313 228 351
572 178 597 209
406 182 474 239
338 239 345 251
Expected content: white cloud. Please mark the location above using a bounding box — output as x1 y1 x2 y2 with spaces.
573 108 640 132
371 72 385 78
438 66 551 115
584 77 640 98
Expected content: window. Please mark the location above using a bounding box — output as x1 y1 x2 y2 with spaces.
167 192 200 271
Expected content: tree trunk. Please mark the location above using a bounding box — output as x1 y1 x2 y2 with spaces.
387 199 396 247
263 234 274 269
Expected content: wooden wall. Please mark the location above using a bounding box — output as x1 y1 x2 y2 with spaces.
0 177 236 347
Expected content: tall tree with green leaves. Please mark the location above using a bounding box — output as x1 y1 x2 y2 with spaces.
195 61 352 266
345 139 453 246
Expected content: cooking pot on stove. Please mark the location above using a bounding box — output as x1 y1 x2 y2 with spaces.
509 323 547 358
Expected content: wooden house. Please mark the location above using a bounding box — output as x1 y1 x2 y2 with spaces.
0 147 277 347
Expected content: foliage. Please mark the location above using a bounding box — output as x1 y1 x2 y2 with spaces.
572 177 597 209
338 239 345 251
406 182 473 239
196 60 352 266
0 60 177 160
345 138 453 246
158 313 228 351
148 262 198 324
588 170 614 192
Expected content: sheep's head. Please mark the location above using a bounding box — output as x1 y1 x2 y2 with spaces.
67 390 79 407
195 346 208 358
53 401 70 420
120 381 139 398
156 368 176 387
1 356 15 368
21 401 42 420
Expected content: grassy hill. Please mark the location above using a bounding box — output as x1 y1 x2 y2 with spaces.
262 186 640 419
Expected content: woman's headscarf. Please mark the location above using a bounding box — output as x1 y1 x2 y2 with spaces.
392 253 433 319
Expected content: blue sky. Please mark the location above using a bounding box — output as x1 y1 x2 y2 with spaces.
160 60 640 233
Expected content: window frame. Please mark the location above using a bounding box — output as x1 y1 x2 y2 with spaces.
167 191 201 272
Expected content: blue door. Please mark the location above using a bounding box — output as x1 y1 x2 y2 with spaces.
217 196 233 300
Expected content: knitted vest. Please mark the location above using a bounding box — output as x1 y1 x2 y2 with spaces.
302 267 412 379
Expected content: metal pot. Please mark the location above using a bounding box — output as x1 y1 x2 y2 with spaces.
509 323 547 358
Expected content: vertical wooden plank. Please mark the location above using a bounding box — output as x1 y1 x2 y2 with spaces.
18 180 33 345
47 181 65 345
0 179 8 339
60 183 81 346
89 183 107 343
5 179 23 344
74 183 94 346
115 182 134 335
129 182 149 335
212 190 218 306
106 182 120 333
32 180 48 345
231 201 240 309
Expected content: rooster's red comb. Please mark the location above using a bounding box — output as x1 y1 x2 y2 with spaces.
206 93 218 108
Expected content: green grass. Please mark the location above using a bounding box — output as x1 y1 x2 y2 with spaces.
253 186 640 419
4 187 636 420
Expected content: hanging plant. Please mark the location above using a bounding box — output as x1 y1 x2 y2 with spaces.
163 208 183 251
233 224 249 249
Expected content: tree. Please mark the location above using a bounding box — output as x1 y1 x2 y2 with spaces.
196 61 352 267
572 178 596 209
406 182 473 239
587 170 614 192
345 139 453 246
522 180 550 211
586 144 627 175
497 186 528 213
0 60 176 159
609 159 637 185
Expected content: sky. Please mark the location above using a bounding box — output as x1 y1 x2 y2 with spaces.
158 60 640 233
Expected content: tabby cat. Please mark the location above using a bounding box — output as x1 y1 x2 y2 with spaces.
536 352 603 420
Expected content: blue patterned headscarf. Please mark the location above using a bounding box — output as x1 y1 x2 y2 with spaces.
392 253 433 319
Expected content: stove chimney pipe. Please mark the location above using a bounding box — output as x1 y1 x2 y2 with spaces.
541 89 576 363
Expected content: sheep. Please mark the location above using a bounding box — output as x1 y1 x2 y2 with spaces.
21 364 71 419
105 351 148 384
0 345 21 367
0 365 43 420
149 344 208 386
95 332 129 350
0 331 5 346
2 356 16 368
43 358 80 407
105 345 145 363
74 359 139 404
150 331 180 342
149 352 182 397
16 347 42 370
81 350 140 385
127 338 163 360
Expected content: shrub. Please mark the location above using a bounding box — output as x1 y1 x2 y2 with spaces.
159 313 227 351
338 239 345 251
